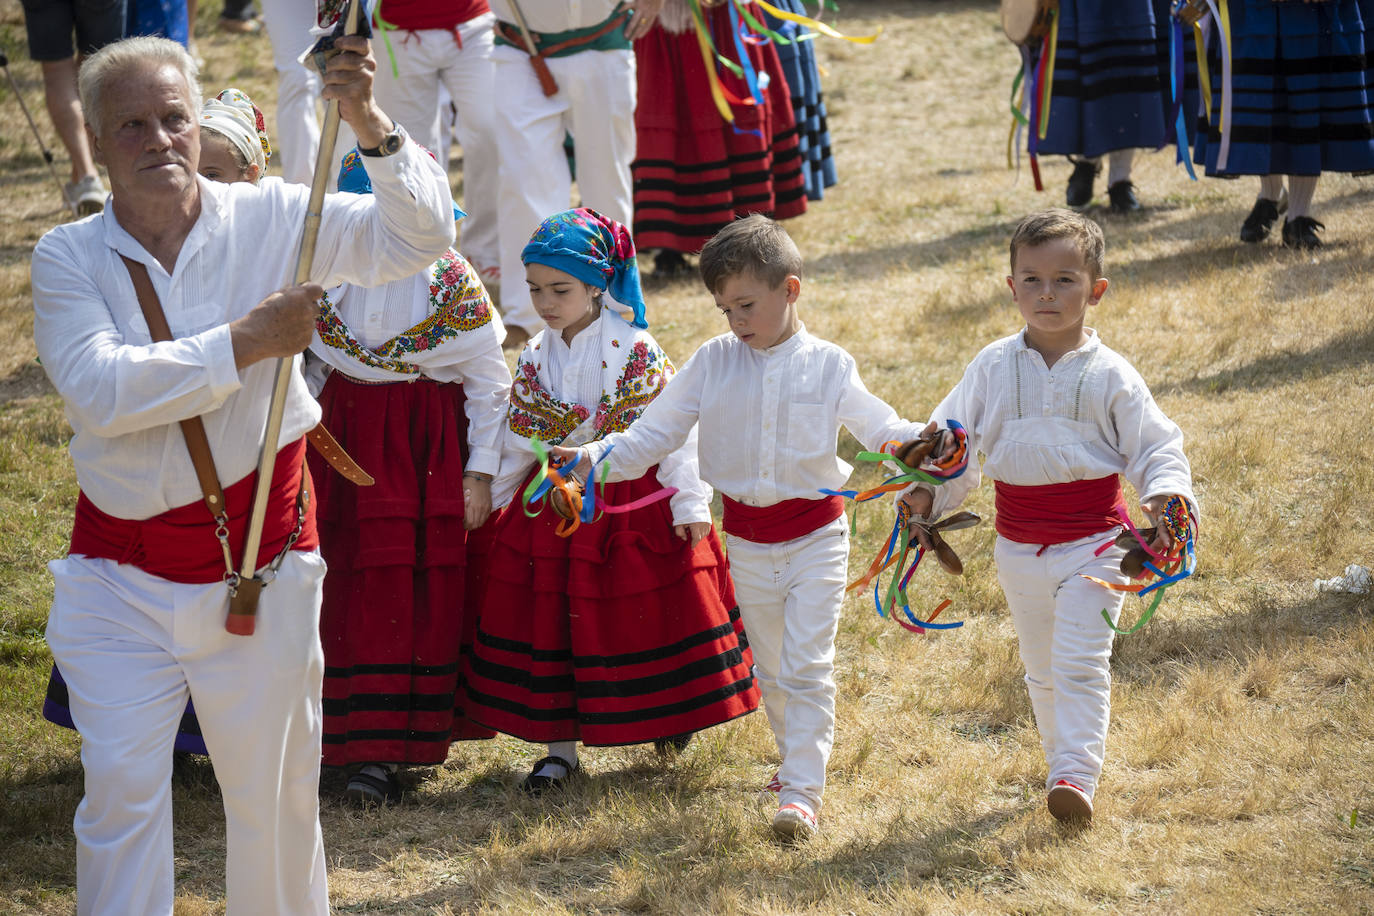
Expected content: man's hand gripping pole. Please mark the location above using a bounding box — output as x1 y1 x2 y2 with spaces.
227 0 364 635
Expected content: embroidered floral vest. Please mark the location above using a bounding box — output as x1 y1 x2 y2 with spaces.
314 249 492 375
506 315 674 446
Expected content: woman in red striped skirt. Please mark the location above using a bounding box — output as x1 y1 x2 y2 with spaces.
632 0 808 275
304 150 512 804
466 208 760 793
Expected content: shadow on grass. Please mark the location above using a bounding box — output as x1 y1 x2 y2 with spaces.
0 361 55 404
1110 587 1373 686
807 218 1022 279
1176 320 1374 395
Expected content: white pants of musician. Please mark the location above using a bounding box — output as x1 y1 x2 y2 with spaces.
489 43 637 333
45 551 329 916
259 0 355 186
995 533 1128 799
370 16 500 272
725 517 849 816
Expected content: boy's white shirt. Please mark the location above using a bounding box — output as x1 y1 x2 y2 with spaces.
583 324 928 506
916 328 1197 521
491 311 712 524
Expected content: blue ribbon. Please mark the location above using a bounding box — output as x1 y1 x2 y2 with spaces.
1170 19 1198 180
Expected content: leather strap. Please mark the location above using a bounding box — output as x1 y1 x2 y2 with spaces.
123 256 373 488
305 422 374 485
121 256 229 519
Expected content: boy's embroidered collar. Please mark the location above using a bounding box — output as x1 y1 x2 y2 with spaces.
1017 327 1100 360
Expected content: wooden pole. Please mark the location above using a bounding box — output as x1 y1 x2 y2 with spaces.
226 0 363 635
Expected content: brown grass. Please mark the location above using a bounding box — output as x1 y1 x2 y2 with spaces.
2 0 1373 912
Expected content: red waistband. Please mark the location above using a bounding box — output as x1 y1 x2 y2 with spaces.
721 494 845 544
69 437 318 584
994 476 1125 546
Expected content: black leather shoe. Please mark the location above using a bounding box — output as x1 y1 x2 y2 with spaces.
1065 158 1100 209
1107 180 1140 214
1239 197 1282 242
653 249 691 278
520 755 579 796
653 732 693 754
1281 216 1325 249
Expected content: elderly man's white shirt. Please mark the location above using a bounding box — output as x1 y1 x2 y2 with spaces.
585 326 928 506
31 143 456 520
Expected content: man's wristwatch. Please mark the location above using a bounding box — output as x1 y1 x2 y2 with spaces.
359 124 405 157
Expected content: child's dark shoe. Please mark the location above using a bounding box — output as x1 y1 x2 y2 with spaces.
1239 197 1283 242
1107 180 1140 214
1065 158 1100 209
520 755 579 796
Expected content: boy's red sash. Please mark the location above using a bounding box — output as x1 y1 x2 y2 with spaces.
994 475 1126 546
721 494 845 544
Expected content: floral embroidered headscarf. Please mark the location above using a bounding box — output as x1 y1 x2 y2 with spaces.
200 88 271 174
336 147 464 220
521 208 648 329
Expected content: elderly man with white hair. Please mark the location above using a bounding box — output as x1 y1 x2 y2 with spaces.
29 32 455 915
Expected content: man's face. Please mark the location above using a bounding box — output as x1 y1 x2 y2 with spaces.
90 61 200 203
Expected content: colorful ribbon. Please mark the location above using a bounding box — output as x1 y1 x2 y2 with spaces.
1081 496 1197 635
1168 15 1198 180
752 0 883 44
523 441 679 537
821 422 972 634
1200 0 1232 171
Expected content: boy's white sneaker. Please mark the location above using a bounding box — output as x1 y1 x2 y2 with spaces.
1047 779 1093 824
771 802 818 841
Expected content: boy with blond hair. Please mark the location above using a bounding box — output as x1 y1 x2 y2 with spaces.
552 214 931 840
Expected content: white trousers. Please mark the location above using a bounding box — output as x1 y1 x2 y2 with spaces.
994 533 1128 798
260 0 321 186
725 517 849 814
370 17 500 270
45 551 330 916
490 43 637 333
259 0 356 187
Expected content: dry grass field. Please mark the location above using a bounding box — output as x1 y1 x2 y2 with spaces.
2 0 1373 913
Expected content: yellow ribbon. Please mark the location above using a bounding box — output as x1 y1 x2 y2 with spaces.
1037 8 1059 140
690 0 736 123
752 0 883 44
1194 23 1211 124
1216 0 1231 143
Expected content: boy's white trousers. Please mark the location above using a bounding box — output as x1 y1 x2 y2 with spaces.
45 551 330 916
725 517 849 815
995 532 1129 798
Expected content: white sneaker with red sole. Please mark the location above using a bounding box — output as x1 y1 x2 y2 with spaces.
1047 779 1093 824
771 802 818 841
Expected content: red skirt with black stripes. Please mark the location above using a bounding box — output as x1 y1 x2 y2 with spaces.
631 4 808 253
310 373 496 768
464 467 760 746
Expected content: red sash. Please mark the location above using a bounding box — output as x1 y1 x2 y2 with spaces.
994 475 1126 546
69 437 318 584
721 494 845 544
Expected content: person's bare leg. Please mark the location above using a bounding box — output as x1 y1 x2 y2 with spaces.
41 58 97 184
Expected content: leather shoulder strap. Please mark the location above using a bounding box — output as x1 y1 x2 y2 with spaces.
120 255 229 519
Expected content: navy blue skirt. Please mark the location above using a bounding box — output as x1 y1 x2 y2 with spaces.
1028 0 1169 158
762 0 838 200
1193 0 1374 176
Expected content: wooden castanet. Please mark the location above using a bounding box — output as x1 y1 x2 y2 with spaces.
912 511 982 576
1001 0 1058 45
